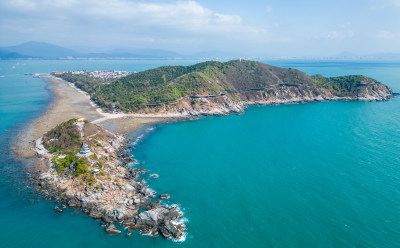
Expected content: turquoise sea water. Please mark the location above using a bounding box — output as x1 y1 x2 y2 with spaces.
0 60 399 247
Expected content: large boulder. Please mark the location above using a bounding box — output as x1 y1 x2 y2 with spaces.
159 194 170 200
88 210 103 219
122 217 136 226
146 200 160 210
67 198 81 207
105 223 121 234
165 211 183 221
158 220 182 239
131 206 185 238
134 207 170 227
139 197 151 208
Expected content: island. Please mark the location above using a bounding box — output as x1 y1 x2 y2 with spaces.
19 60 395 242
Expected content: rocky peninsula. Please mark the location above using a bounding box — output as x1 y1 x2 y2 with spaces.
35 118 185 239
14 59 396 243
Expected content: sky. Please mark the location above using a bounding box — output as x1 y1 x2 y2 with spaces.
0 0 399 57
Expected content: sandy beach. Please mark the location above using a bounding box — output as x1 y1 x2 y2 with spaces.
13 75 180 168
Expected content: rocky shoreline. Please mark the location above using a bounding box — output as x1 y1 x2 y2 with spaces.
33 119 186 240
143 82 395 117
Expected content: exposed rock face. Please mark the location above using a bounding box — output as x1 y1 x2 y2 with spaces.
34 119 186 239
141 83 394 116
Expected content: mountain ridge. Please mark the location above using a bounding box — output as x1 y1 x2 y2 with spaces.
0 41 183 59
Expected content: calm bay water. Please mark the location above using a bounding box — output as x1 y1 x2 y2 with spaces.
0 60 399 247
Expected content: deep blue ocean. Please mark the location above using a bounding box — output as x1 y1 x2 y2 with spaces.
0 60 399 247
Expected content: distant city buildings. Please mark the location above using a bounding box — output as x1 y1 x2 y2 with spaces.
53 70 133 79
53 71 68 75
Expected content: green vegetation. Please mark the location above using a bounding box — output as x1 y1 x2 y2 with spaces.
43 118 109 186
53 60 381 112
51 153 95 184
51 153 88 175
311 75 378 91
43 119 81 153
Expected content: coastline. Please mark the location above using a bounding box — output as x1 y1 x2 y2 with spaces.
13 73 395 174
13 72 395 178
13 75 181 168
11 72 396 241
12 75 188 239
1 60 399 247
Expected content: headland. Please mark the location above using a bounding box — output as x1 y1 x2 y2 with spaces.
13 73 186 239
12 59 396 241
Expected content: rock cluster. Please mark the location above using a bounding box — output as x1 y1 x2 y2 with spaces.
124 205 184 238
105 223 121 234
34 122 186 240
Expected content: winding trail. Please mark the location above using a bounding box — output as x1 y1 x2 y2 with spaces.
144 83 298 107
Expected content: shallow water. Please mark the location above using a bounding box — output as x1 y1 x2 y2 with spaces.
0 60 399 247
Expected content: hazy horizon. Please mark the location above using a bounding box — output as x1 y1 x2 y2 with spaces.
1 0 400 57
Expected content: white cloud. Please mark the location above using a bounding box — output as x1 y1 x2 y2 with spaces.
0 0 268 52
371 0 400 9
388 0 400 6
376 30 398 39
319 30 355 40
320 31 340 39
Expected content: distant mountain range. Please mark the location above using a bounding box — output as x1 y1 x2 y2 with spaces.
1 41 400 60
0 41 186 59
0 41 78 59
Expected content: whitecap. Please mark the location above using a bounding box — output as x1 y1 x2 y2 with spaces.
158 203 188 242
130 126 156 146
171 231 187 242
145 187 156 196
171 217 188 242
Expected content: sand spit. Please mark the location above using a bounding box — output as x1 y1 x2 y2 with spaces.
11 74 187 240
13 75 180 165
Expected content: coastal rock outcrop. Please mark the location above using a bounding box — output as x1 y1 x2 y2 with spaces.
126 206 184 239
34 119 186 239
